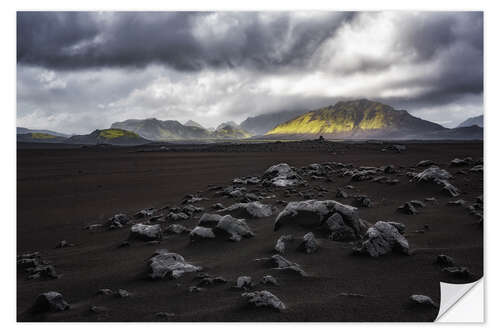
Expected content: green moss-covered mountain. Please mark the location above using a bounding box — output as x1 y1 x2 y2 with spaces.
65 129 150 145
265 99 483 140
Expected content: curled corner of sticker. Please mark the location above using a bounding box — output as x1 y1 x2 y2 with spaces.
435 278 484 322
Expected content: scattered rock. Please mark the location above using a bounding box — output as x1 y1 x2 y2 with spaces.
435 254 456 267
414 167 452 183
189 286 204 293
32 291 70 313
416 160 436 167
219 201 273 219
384 165 396 174
336 188 348 199
263 163 302 187
450 158 470 167
384 144 406 153
129 223 162 241
274 234 293 254
274 200 361 236
270 254 307 276
190 226 216 241
182 195 206 205
27 264 60 280
398 202 418 215
215 215 255 241
167 212 190 221
116 289 131 298
442 266 471 278
326 212 357 241
196 276 227 286
261 275 279 286
353 195 372 208
155 312 175 320
89 305 108 314
96 288 114 296
448 199 466 206
338 292 366 298
236 276 253 289
242 290 286 311
149 249 202 279
298 232 319 254
442 183 460 197
409 200 425 208
353 221 409 257
55 240 74 249
165 224 191 234
134 208 155 219
409 294 437 308
107 213 130 229
413 166 460 196
470 165 483 172
212 203 225 210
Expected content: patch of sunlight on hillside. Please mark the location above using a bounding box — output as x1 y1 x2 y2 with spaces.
99 129 139 139
31 133 57 139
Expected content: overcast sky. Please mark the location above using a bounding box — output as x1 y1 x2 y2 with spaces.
17 11 483 134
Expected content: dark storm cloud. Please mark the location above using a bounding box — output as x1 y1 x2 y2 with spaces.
16 11 484 132
17 11 356 72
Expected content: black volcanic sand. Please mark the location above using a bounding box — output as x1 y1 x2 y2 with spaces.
17 141 483 322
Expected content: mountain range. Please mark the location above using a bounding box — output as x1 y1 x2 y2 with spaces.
17 99 483 145
457 115 483 128
110 118 250 141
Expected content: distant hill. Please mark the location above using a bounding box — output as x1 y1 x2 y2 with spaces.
216 121 240 130
184 120 205 128
112 118 251 141
264 99 482 140
17 127 70 138
65 129 150 145
457 115 483 128
111 118 212 141
17 132 67 143
240 109 308 135
213 124 251 139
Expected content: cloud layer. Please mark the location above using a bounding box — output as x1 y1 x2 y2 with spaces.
17 11 483 133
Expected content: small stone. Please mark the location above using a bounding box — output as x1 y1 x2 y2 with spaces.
274 234 293 254
97 288 114 296
398 202 418 215
409 294 437 308
261 275 279 286
242 290 286 311
298 232 319 254
189 286 204 292
435 254 456 267
442 266 471 278
336 188 348 198
32 291 70 312
448 199 466 206
155 312 175 320
129 223 162 241
190 226 216 241
116 289 131 298
236 276 253 289
89 305 108 314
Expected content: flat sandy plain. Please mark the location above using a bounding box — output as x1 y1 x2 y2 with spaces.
17 140 483 321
